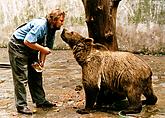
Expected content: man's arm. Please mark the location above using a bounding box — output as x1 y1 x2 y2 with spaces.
24 40 51 55
39 53 46 67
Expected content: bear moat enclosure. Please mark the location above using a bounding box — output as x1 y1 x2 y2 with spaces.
0 0 165 118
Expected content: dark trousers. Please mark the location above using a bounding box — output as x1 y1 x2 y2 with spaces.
8 36 47 109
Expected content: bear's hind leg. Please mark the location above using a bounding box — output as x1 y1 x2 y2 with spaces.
142 76 157 105
121 89 142 115
142 86 157 105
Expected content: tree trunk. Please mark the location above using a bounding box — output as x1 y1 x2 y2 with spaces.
82 0 121 51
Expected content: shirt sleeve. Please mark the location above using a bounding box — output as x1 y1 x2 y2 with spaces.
24 25 44 43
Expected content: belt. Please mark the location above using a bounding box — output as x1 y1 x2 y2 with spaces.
13 35 24 42
11 35 24 44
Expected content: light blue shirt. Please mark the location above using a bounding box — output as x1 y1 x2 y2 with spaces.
13 17 48 46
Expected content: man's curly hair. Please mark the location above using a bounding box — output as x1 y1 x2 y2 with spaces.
46 9 65 21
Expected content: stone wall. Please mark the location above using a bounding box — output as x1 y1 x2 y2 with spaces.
117 0 165 54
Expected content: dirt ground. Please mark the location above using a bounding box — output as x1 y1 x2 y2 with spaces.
0 48 165 118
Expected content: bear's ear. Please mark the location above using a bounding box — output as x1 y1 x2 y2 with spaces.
84 38 94 45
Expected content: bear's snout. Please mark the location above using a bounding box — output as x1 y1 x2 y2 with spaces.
61 28 67 36
61 28 67 41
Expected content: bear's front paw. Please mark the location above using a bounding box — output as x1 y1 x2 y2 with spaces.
76 109 90 114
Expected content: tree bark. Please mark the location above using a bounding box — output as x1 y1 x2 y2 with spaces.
82 0 121 51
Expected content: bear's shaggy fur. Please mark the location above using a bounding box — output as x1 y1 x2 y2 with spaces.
61 29 157 115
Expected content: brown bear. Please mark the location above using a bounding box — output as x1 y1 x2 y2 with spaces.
61 29 157 115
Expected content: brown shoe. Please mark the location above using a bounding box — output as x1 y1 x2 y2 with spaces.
17 106 36 115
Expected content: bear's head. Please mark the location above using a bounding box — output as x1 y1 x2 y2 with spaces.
61 29 108 65
61 29 94 65
61 29 93 49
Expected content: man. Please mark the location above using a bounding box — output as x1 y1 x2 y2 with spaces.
8 9 65 114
